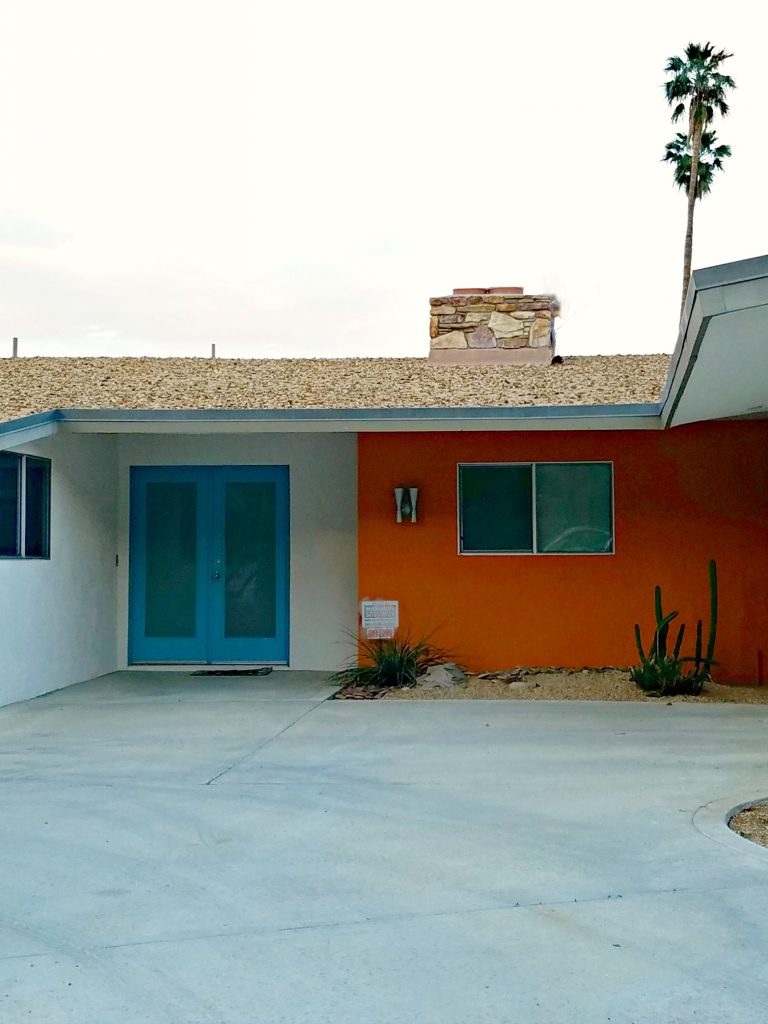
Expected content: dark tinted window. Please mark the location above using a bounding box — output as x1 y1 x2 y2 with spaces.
0 453 51 558
0 453 20 556
25 457 51 557
536 463 613 554
459 465 533 553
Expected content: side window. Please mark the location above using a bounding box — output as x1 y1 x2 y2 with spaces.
535 463 613 554
0 453 19 556
458 462 613 555
459 464 534 553
0 453 51 559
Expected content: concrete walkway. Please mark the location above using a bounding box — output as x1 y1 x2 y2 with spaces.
1 671 767 1023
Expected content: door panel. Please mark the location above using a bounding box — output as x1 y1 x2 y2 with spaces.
144 481 199 638
129 466 289 664
129 468 210 663
209 467 289 663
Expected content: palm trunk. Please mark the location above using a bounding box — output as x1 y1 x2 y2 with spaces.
681 119 702 318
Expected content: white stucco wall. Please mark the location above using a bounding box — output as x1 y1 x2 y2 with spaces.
0 434 119 706
116 433 358 671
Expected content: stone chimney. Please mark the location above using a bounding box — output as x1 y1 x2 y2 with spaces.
428 287 558 365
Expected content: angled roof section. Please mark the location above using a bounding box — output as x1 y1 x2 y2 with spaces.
662 254 768 427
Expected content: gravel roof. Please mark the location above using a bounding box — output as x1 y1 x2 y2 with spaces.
0 355 671 422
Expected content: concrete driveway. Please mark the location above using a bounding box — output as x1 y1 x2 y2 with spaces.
1 671 767 1024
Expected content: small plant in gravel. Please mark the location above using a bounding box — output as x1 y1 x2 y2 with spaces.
631 560 718 697
332 633 455 692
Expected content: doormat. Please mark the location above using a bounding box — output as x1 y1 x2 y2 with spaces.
190 667 274 677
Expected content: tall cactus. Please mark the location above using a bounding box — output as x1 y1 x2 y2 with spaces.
693 619 703 675
704 559 718 675
634 623 647 662
655 585 668 657
673 623 686 660
635 584 678 664
632 560 718 693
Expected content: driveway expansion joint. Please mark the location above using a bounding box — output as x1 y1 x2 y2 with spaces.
204 697 329 785
7 880 768 964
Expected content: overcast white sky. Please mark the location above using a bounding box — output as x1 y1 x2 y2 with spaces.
1 1 765 359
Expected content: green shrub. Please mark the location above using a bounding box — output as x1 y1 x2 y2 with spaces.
630 560 717 697
332 633 454 690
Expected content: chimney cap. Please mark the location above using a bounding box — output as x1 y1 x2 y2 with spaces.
452 286 525 296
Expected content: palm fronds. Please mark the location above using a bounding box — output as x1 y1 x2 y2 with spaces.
664 42 735 132
663 131 731 197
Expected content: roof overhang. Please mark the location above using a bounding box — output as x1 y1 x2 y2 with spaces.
661 254 768 427
0 402 663 450
0 411 60 448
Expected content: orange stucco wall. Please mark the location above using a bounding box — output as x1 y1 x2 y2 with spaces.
358 421 768 683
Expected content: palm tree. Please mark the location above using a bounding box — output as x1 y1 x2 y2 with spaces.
664 43 735 315
663 131 732 198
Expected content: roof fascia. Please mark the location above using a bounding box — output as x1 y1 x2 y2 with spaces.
52 403 662 433
0 411 60 451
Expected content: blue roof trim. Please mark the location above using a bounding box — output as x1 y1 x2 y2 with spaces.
0 403 662 433
54 402 661 424
0 410 60 437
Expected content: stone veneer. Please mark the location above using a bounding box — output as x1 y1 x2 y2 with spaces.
428 288 557 365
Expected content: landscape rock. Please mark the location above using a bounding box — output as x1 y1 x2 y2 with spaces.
476 668 525 683
416 663 468 689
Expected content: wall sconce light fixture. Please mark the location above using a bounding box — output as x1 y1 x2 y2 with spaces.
394 486 419 523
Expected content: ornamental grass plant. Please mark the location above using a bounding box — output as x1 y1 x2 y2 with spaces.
332 633 454 690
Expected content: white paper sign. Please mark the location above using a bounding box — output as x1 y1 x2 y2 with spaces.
365 627 395 640
361 600 399 635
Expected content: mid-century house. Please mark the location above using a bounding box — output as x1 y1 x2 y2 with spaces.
1 255 767 706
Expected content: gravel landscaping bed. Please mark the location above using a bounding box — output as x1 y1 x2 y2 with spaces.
730 805 768 848
384 669 768 702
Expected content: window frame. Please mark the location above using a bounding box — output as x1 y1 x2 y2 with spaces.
0 452 51 560
457 461 615 556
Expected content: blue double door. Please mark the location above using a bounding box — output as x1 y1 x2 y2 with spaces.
129 466 289 664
